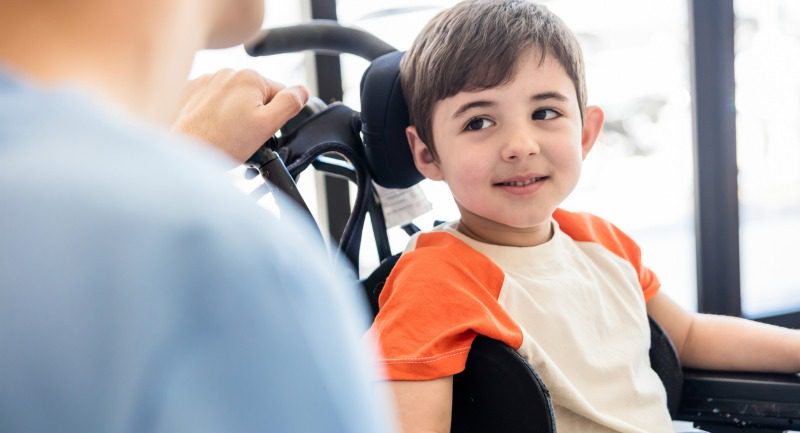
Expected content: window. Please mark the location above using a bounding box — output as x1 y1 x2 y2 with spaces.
734 0 800 317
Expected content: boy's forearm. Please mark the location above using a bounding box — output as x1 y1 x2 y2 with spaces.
681 313 800 373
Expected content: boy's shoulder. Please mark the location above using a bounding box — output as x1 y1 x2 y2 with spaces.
380 225 505 302
553 208 642 256
399 225 502 279
554 209 660 301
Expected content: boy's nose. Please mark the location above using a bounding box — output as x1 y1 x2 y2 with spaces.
501 129 540 161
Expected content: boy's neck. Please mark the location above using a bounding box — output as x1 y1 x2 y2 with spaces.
456 218 555 247
0 1 206 124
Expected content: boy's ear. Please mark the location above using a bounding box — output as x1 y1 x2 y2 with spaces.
406 126 444 180
580 105 605 160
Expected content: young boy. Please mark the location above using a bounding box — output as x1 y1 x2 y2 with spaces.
368 1 800 432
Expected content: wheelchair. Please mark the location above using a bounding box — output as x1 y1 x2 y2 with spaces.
244 20 800 433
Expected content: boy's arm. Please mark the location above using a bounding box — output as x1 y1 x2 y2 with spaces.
647 292 800 372
388 377 453 433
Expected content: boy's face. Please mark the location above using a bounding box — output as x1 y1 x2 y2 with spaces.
407 48 604 247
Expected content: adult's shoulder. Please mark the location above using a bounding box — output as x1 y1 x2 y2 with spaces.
1 82 359 320
2 82 287 246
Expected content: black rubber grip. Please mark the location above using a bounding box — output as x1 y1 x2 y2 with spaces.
246 20 395 61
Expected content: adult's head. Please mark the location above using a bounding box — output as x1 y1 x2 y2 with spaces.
202 0 266 49
0 0 268 123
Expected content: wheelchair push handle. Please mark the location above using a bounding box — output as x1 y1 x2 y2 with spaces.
246 20 396 62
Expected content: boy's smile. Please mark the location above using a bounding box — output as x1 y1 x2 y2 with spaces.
407 47 604 247
493 174 548 193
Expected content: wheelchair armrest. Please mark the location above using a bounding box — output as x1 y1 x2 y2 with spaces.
676 368 800 432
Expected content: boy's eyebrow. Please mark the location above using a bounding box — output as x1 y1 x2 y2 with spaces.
531 91 569 102
452 100 495 119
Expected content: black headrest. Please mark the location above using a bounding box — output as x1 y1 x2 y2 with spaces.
360 51 424 189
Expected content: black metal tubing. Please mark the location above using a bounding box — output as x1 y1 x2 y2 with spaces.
689 0 742 316
314 155 392 262
367 190 392 261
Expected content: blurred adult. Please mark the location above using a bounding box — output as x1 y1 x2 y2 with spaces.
0 1 395 432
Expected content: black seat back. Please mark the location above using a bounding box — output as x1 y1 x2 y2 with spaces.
452 336 555 433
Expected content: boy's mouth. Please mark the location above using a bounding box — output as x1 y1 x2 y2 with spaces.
494 176 548 187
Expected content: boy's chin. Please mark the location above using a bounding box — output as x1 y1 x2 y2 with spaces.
461 208 553 228
497 211 556 229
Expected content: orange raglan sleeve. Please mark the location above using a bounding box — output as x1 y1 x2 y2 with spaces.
554 209 661 301
367 232 523 381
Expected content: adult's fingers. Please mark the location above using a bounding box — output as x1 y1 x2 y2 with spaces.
255 85 309 137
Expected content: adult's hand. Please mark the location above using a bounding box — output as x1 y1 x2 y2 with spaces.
173 69 309 162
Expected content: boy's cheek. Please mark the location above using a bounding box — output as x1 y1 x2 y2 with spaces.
447 167 488 191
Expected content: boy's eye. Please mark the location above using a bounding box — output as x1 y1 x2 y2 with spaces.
532 109 560 120
464 117 495 131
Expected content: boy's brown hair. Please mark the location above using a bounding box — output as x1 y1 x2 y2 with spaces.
400 0 586 157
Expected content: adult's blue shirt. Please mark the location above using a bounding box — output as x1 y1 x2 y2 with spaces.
0 68 395 433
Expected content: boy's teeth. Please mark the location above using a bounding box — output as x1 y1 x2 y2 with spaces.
501 177 542 186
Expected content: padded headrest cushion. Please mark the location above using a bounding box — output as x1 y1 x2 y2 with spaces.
360 51 424 189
